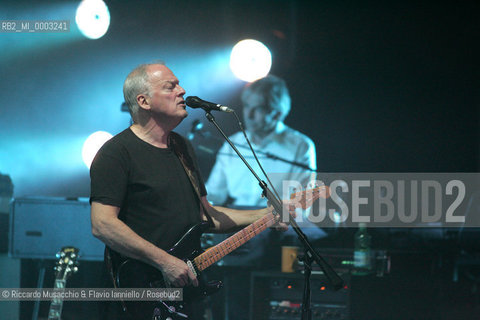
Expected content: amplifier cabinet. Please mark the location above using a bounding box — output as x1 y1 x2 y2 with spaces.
250 271 350 320
9 197 104 261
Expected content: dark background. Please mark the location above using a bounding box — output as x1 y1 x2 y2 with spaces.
0 0 478 319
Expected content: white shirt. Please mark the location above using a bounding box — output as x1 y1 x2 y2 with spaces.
206 122 317 207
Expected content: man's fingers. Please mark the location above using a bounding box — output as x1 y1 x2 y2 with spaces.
192 277 199 287
277 222 289 231
188 269 199 287
171 279 184 287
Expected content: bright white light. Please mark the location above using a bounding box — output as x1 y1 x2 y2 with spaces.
230 39 272 82
75 0 110 39
82 131 113 169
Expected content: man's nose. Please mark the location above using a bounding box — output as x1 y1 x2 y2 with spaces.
178 85 186 96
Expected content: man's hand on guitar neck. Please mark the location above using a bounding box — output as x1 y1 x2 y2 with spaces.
271 184 331 231
158 255 199 288
270 199 297 232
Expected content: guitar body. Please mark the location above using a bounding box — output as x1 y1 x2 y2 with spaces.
115 221 222 319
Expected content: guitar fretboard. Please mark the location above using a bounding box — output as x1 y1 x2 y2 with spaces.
193 212 276 271
48 279 66 320
47 247 79 320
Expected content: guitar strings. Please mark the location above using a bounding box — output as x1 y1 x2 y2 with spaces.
194 213 277 270
195 188 327 270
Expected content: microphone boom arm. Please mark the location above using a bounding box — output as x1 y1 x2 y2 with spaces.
195 126 316 171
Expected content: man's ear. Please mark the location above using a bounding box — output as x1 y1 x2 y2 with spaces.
136 94 151 111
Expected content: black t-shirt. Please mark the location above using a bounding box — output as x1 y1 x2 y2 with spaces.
90 128 207 250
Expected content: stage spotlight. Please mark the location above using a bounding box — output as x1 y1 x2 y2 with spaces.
230 39 272 82
82 131 113 169
75 0 110 39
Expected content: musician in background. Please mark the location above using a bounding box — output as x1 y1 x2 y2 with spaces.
89 62 289 319
206 75 317 207
205 75 319 320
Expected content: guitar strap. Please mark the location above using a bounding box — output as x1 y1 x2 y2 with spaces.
169 132 215 228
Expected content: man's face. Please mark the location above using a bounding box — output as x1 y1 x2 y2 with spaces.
143 64 187 122
242 93 279 136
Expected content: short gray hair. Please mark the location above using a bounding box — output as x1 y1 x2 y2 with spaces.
123 62 165 122
240 75 291 120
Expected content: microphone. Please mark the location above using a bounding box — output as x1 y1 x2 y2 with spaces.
186 96 234 113
187 119 204 140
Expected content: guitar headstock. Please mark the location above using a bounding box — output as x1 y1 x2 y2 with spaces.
289 185 330 210
54 247 80 281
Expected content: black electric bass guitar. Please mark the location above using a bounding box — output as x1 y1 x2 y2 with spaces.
47 247 79 320
113 186 329 319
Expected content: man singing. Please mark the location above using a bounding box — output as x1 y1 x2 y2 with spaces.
89 62 288 319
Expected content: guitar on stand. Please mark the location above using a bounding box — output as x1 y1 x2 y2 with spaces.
111 186 329 319
47 247 79 320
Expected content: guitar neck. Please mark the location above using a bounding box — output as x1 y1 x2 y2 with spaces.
47 247 79 320
47 279 66 320
194 212 276 271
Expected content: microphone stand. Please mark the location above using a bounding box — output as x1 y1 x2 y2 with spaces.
194 128 316 171
203 111 344 320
